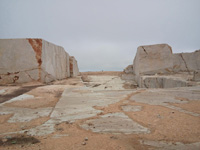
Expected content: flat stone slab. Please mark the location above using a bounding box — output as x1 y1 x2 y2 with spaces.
0 107 52 122
51 87 133 122
121 105 142 112
140 140 200 150
130 86 200 116
80 112 150 134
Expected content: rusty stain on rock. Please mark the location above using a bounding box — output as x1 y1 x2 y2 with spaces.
27 39 42 81
27 39 42 66
13 76 19 83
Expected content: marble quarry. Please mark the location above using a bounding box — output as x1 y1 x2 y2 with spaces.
123 44 200 88
0 39 80 85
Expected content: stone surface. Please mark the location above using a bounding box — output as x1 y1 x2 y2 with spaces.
130 86 200 117
69 56 80 77
139 75 188 88
121 105 142 112
85 75 127 90
0 39 79 84
0 107 52 122
141 140 200 150
124 65 134 74
81 112 150 134
193 70 200 81
133 44 173 76
121 73 135 80
173 50 200 73
124 44 200 88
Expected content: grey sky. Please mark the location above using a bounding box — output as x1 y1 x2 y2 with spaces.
0 0 200 71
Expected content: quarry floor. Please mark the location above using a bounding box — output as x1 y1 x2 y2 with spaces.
0 71 200 150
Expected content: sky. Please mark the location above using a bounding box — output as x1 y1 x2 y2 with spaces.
0 0 200 72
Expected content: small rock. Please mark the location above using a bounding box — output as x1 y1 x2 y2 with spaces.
84 137 88 141
82 142 86 145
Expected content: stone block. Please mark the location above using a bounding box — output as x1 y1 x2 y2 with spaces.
69 56 80 77
173 50 200 73
0 39 75 84
133 44 173 76
139 76 187 88
193 70 200 81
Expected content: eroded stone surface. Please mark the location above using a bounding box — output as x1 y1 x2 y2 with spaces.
81 112 150 134
0 94 35 106
141 140 200 150
0 107 52 122
69 56 80 77
133 44 173 76
194 70 200 81
130 86 200 116
0 39 79 84
121 105 142 112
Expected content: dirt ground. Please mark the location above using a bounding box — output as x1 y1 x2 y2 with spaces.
0 72 200 150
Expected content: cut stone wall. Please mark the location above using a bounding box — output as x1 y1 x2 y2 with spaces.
0 39 78 84
69 56 80 77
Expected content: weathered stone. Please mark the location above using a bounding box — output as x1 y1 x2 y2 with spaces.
0 39 79 84
133 44 173 76
193 70 200 81
139 75 188 88
173 50 200 73
124 65 134 74
126 44 200 88
80 112 150 134
69 56 80 77
121 73 135 80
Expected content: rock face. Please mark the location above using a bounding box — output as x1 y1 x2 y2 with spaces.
69 56 80 77
123 43 200 88
194 70 200 81
0 39 79 84
173 50 200 73
124 65 134 74
133 44 173 76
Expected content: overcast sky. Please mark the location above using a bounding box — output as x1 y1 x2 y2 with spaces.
0 0 200 71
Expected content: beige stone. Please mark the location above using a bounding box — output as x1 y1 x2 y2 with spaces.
133 44 173 76
193 70 200 81
0 39 79 84
173 50 200 73
123 65 134 74
69 56 80 77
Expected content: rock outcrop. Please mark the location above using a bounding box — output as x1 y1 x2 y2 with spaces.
123 44 200 88
0 39 79 84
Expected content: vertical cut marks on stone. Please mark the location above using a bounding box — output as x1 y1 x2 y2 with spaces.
180 53 191 75
27 39 42 66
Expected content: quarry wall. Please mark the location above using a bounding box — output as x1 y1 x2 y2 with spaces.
0 39 79 85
